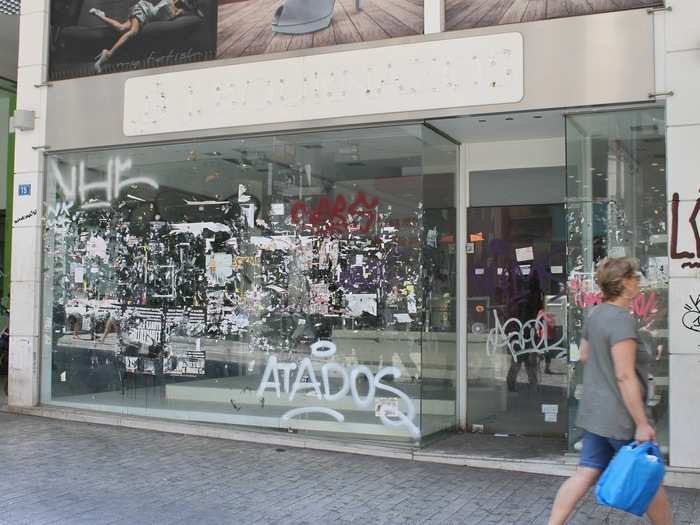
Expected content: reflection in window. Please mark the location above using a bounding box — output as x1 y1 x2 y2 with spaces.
565 108 669 452
41 125 458 443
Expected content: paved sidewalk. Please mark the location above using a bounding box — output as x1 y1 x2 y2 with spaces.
0 413 698 525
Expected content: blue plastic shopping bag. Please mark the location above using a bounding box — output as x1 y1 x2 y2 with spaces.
595 441 665 516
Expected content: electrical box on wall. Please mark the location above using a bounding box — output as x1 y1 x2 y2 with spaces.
9 110 35 132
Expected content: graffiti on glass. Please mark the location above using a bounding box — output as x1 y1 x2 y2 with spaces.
568 273 658 323
486 310 567 362
257 340 420 439
291 192 380 234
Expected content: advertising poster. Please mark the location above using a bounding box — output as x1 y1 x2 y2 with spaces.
50 0 218 79
49 0 424 80
445 0 661 32
216 0 423 60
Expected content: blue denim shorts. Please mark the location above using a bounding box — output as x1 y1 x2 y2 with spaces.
579 430 632 470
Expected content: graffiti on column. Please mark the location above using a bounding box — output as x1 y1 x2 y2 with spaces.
671 191 700 269
682 294 700 333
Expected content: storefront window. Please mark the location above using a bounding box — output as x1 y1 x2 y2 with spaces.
565 108 669 452
40 124 458 444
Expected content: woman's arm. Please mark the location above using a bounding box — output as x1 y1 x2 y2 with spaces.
170 0 184 17
579 338 589 363
611 338 655 442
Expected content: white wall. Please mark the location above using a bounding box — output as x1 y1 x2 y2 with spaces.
0 15 19 81
8 0 50 407
659 0 700 470
467 137 565 172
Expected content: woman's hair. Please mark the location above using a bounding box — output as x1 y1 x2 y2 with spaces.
595 257 640 301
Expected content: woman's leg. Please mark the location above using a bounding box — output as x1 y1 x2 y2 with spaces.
506 355 523 391
99 317 114 342
96 17 141 71
647 484 673 525
89 9 130 32
548 467 601 525
107 18 141 55
525 353 539 388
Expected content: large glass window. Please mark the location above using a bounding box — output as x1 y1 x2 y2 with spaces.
41 124 458 444
565 108 669 452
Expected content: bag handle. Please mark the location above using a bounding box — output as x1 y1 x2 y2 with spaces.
631 441 664 463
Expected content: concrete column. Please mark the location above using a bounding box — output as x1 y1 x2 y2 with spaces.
8 0 50 407
662 0 700 469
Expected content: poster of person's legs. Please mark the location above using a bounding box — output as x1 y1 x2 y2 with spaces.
444 0 661 32
49 0 218 79
216 0 424 60
49 0 425 79
48 0 657 79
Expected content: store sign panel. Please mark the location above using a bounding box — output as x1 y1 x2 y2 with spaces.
123 32 524 136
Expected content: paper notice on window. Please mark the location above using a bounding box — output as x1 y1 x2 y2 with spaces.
541 404 559 414
394 313 412 323
515 246 534 262
407 295 417 314
569 343 580 362
238 184 251 203
474 268 485 276
609 246 626 258
74 266 85 283
347 293 377 317
271 203 284 215
375 398 399 417
544 412 558 423
243 204 255 227
551 265 564 274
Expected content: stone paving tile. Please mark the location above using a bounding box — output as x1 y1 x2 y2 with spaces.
0 413 699 525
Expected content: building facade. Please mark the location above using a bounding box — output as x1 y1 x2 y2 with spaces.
8 0 700 472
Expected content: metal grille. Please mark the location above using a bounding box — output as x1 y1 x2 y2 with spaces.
0 0 20 15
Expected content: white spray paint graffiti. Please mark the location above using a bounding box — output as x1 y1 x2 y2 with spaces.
256 341 420 438
48 156 159 209
486 310 567 362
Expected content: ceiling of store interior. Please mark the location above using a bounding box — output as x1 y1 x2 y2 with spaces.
427 110 565 143
50 107 666 207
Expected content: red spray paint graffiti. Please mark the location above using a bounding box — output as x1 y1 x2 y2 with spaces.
569 277 658 323
291 192 380 234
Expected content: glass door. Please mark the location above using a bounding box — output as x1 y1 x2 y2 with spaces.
466 204 568 436
565 108 669 452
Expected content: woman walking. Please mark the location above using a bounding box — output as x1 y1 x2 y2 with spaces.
548 257 672 525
